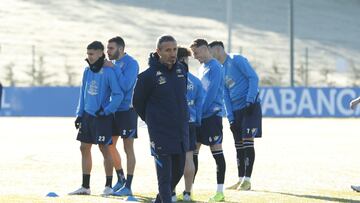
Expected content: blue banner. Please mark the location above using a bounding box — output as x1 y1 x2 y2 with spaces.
259 87 360 117
0 87 79 116
0 87 359 117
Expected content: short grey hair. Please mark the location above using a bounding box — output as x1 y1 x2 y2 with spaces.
156 35 177 49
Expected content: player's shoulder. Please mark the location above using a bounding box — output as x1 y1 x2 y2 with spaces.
138 66 155 80
125 54 139 67
230 54 249 64
101 66 117 77
188 72 201 84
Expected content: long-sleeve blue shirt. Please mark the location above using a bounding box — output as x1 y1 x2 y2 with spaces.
187 72 205 125
223 54 260 122
113 54 139 111
76 66 123 117
198 58 224 119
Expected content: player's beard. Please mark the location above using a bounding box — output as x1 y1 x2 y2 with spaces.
109 49 120 60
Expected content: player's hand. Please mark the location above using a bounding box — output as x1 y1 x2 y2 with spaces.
350 99 359 110
74 116 82 129
95 107 106 117
244 102 256 115
103 59 114 68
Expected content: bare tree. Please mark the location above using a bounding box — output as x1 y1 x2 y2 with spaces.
349 60 360 87
3 62 16 86
64 58 78 86
320 67 335 86
261 62 284 86
24 55 55 86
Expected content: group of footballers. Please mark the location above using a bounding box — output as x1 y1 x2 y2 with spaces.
68 34 263 203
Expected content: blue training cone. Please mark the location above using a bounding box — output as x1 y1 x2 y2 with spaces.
126 196 138 202
46 192 59 197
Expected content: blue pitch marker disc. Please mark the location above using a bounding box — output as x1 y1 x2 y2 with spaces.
46 192 59 197
126 196 138 202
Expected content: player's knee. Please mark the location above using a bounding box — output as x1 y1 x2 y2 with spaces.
124 144 134 155
80 144 91 153
185 161 195 173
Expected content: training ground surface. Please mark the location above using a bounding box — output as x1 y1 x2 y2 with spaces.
0 117 360 202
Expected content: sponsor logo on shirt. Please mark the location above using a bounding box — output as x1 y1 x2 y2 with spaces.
156 71 163 76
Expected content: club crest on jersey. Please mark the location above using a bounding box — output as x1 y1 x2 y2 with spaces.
176 68 182 74
187 83 194 91
188 100 194 106
225 76 235 88
87 80 98 95
156 71 163 76
158 76 167 85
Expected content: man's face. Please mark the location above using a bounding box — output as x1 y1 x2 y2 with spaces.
191 45 208 63
87 49 103 64
107 42 121 60
157 41 178 67
209 46 220 61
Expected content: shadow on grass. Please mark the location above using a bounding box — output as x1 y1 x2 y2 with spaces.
253 190 360 203
100 194 154 202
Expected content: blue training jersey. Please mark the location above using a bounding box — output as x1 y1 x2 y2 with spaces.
187 72 205 125
223 54 259 122
198 58 224 119
113 54 139 111
76 66 123 117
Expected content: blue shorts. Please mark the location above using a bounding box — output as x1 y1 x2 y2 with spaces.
232 102 262 142
197 115 223 146
185 123 197 151
112 108 138 139
76 112 113 145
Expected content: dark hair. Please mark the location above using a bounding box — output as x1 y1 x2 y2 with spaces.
209 41 224 48
87 41 104 50
190 39 208 48
177 46 191 59
108 36 125 48
157 35 176 49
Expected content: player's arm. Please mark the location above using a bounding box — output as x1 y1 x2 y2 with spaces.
133 71 152 121
195 79 205 126
116 60 139 92
224 86 234 123
76 69 87 117
202 66 222 112
103 69 124 115
236 56 259 103
350 96 360 110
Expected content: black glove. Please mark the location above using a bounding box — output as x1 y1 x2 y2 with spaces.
244 102 256 115
75 116 82 129
95 107 106 117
